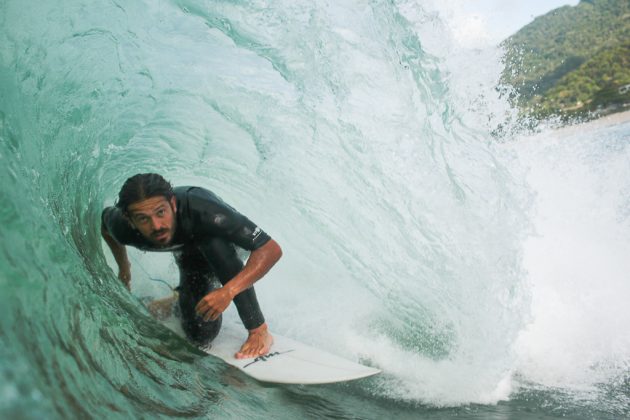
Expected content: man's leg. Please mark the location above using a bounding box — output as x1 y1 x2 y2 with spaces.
199 238 273 358
200 238 266 329
175 250 222 346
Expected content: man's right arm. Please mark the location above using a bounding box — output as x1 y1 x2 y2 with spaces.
101 221 132 290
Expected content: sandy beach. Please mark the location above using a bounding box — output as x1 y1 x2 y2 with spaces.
553 109 630 137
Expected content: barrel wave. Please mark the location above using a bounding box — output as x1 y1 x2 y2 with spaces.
1 0 628 418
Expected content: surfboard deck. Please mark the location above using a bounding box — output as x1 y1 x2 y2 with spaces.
204 324 380 384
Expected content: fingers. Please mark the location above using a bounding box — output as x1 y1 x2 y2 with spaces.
118 271 131 290
194 300 205 314
195 289 232 321
194 298 212 316
195 296 221 322
202 308 220 322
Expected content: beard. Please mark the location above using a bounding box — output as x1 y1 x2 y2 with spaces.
150 228 171 245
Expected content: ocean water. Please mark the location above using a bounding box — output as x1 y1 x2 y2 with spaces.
1 0 629 418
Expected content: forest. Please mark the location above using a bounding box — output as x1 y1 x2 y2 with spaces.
501 0 630 120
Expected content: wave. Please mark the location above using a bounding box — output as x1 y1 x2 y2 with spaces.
1 0 627 417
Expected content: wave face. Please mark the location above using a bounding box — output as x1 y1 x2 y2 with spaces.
1 0 627 417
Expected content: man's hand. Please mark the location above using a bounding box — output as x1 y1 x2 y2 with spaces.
194 240 281 323
195 288 234 321
118 266 131 290
102 223 132 290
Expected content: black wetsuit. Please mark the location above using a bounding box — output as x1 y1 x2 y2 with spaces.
102 186 271 345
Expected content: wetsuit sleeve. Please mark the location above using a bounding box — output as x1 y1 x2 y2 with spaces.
101 206 145 246
218 211 272 251
186 188 271 251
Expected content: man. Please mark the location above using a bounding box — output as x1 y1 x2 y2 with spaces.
101 173 281 359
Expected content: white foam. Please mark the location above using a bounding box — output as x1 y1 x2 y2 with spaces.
513 125 630 391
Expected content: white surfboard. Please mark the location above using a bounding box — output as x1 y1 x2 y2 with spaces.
205 325 380 384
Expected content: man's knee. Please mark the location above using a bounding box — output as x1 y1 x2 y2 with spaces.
181 312 223 346
177 282 223 346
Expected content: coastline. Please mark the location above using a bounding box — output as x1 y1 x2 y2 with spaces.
552 109 630 137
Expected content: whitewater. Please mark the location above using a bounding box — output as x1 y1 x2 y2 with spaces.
1 0 628 418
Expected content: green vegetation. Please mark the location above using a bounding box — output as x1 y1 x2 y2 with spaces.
501 0 630 120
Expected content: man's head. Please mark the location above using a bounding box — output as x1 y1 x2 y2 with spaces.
116 173 177 246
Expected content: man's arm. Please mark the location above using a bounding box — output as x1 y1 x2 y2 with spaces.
101 223 132 289
195 239 282 321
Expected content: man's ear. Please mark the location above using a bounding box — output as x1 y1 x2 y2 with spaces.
170 196 177 213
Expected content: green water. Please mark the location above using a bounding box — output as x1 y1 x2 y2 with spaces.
1 0 629 418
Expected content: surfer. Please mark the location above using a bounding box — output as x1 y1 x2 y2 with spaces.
100 173 281 359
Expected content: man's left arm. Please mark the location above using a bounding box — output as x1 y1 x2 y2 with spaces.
195 239 282 321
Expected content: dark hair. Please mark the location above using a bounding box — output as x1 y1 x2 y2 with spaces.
116 173 174 212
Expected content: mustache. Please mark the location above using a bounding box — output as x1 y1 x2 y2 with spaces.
151 229 168 237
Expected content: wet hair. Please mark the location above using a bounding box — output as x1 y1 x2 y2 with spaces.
116 173 174 213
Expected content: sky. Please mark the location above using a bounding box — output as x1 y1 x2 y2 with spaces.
441 0 580 47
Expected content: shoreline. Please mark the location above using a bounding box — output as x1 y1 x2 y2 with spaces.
552 109 630 137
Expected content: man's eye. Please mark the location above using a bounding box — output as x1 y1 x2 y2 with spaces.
157 209 165 217
136 216 149 224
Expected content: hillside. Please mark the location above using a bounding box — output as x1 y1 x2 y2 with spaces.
501 0 630 119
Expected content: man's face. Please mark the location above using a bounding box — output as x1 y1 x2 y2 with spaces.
127 196 177 246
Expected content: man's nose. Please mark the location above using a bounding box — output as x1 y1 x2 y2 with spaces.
151 216 164 230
